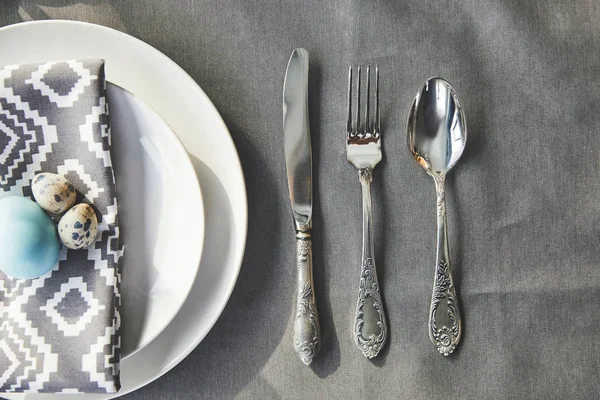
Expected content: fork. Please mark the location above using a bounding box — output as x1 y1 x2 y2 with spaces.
346 65 388 359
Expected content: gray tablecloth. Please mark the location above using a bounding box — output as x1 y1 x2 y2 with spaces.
2 1 600 399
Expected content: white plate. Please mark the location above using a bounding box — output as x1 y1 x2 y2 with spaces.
108 82 204 358
0 37 205 363
0 20 247 399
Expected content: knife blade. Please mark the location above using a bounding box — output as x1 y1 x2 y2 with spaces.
282 48 321 365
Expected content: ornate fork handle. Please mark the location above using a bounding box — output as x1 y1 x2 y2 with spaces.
293 226 321 365
353 167 387 358
429 175 462 356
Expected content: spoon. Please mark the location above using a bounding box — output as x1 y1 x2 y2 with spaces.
406 77 466 356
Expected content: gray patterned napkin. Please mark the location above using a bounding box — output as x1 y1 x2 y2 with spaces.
0 60 121 393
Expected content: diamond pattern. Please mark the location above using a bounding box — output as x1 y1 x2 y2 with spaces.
25 61 97 108
0 60 121 393
41 277 105 337
42 62 81 96
55 289 90 323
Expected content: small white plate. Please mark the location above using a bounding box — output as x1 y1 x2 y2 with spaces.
108 83 204 358
0 20 247 399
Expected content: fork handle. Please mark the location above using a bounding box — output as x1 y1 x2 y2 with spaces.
429 175 462 356
353 167 387 358
293 227 321 365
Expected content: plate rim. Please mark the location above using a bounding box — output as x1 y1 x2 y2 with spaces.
0 19 248 398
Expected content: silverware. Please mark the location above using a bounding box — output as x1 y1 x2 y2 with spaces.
283 48 321 365
346 65 387 359
406 77 466 356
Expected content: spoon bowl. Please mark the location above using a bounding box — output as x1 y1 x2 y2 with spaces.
407 77 467 178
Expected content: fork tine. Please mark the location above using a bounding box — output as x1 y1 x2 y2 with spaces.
365 65 370 134
356 65 361 135
375 65 380 134
347 66 353 133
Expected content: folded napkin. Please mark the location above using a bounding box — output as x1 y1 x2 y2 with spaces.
0 60 121 393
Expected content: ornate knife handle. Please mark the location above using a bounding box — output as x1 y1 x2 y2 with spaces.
429 176 462 356
353 168 387 359
293 227 321 365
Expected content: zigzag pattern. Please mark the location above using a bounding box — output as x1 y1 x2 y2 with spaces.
0 60 121 393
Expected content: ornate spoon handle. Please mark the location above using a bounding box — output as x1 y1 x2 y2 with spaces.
429 176 462 356
293 227 321 365
353 168 387 358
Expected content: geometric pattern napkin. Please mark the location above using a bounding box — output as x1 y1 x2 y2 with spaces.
0 60 121 393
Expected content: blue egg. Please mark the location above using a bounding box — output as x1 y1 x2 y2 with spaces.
0 196 60 279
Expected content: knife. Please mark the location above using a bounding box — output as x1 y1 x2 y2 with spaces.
283 48 321 365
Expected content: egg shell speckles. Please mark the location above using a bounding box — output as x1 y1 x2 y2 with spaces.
31 173 77 214
58 203 98 250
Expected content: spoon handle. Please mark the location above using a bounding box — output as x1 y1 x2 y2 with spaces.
293 228 321 365
353 168 388 358
430 176 462 356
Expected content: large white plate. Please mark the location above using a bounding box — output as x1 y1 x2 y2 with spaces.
0 20 247 399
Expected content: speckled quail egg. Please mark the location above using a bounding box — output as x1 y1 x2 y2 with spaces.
58 203 98 250
31 173 76 214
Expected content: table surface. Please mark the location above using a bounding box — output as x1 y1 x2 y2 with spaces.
2 1 600 399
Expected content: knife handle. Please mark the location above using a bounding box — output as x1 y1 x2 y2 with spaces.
293 228 321 365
